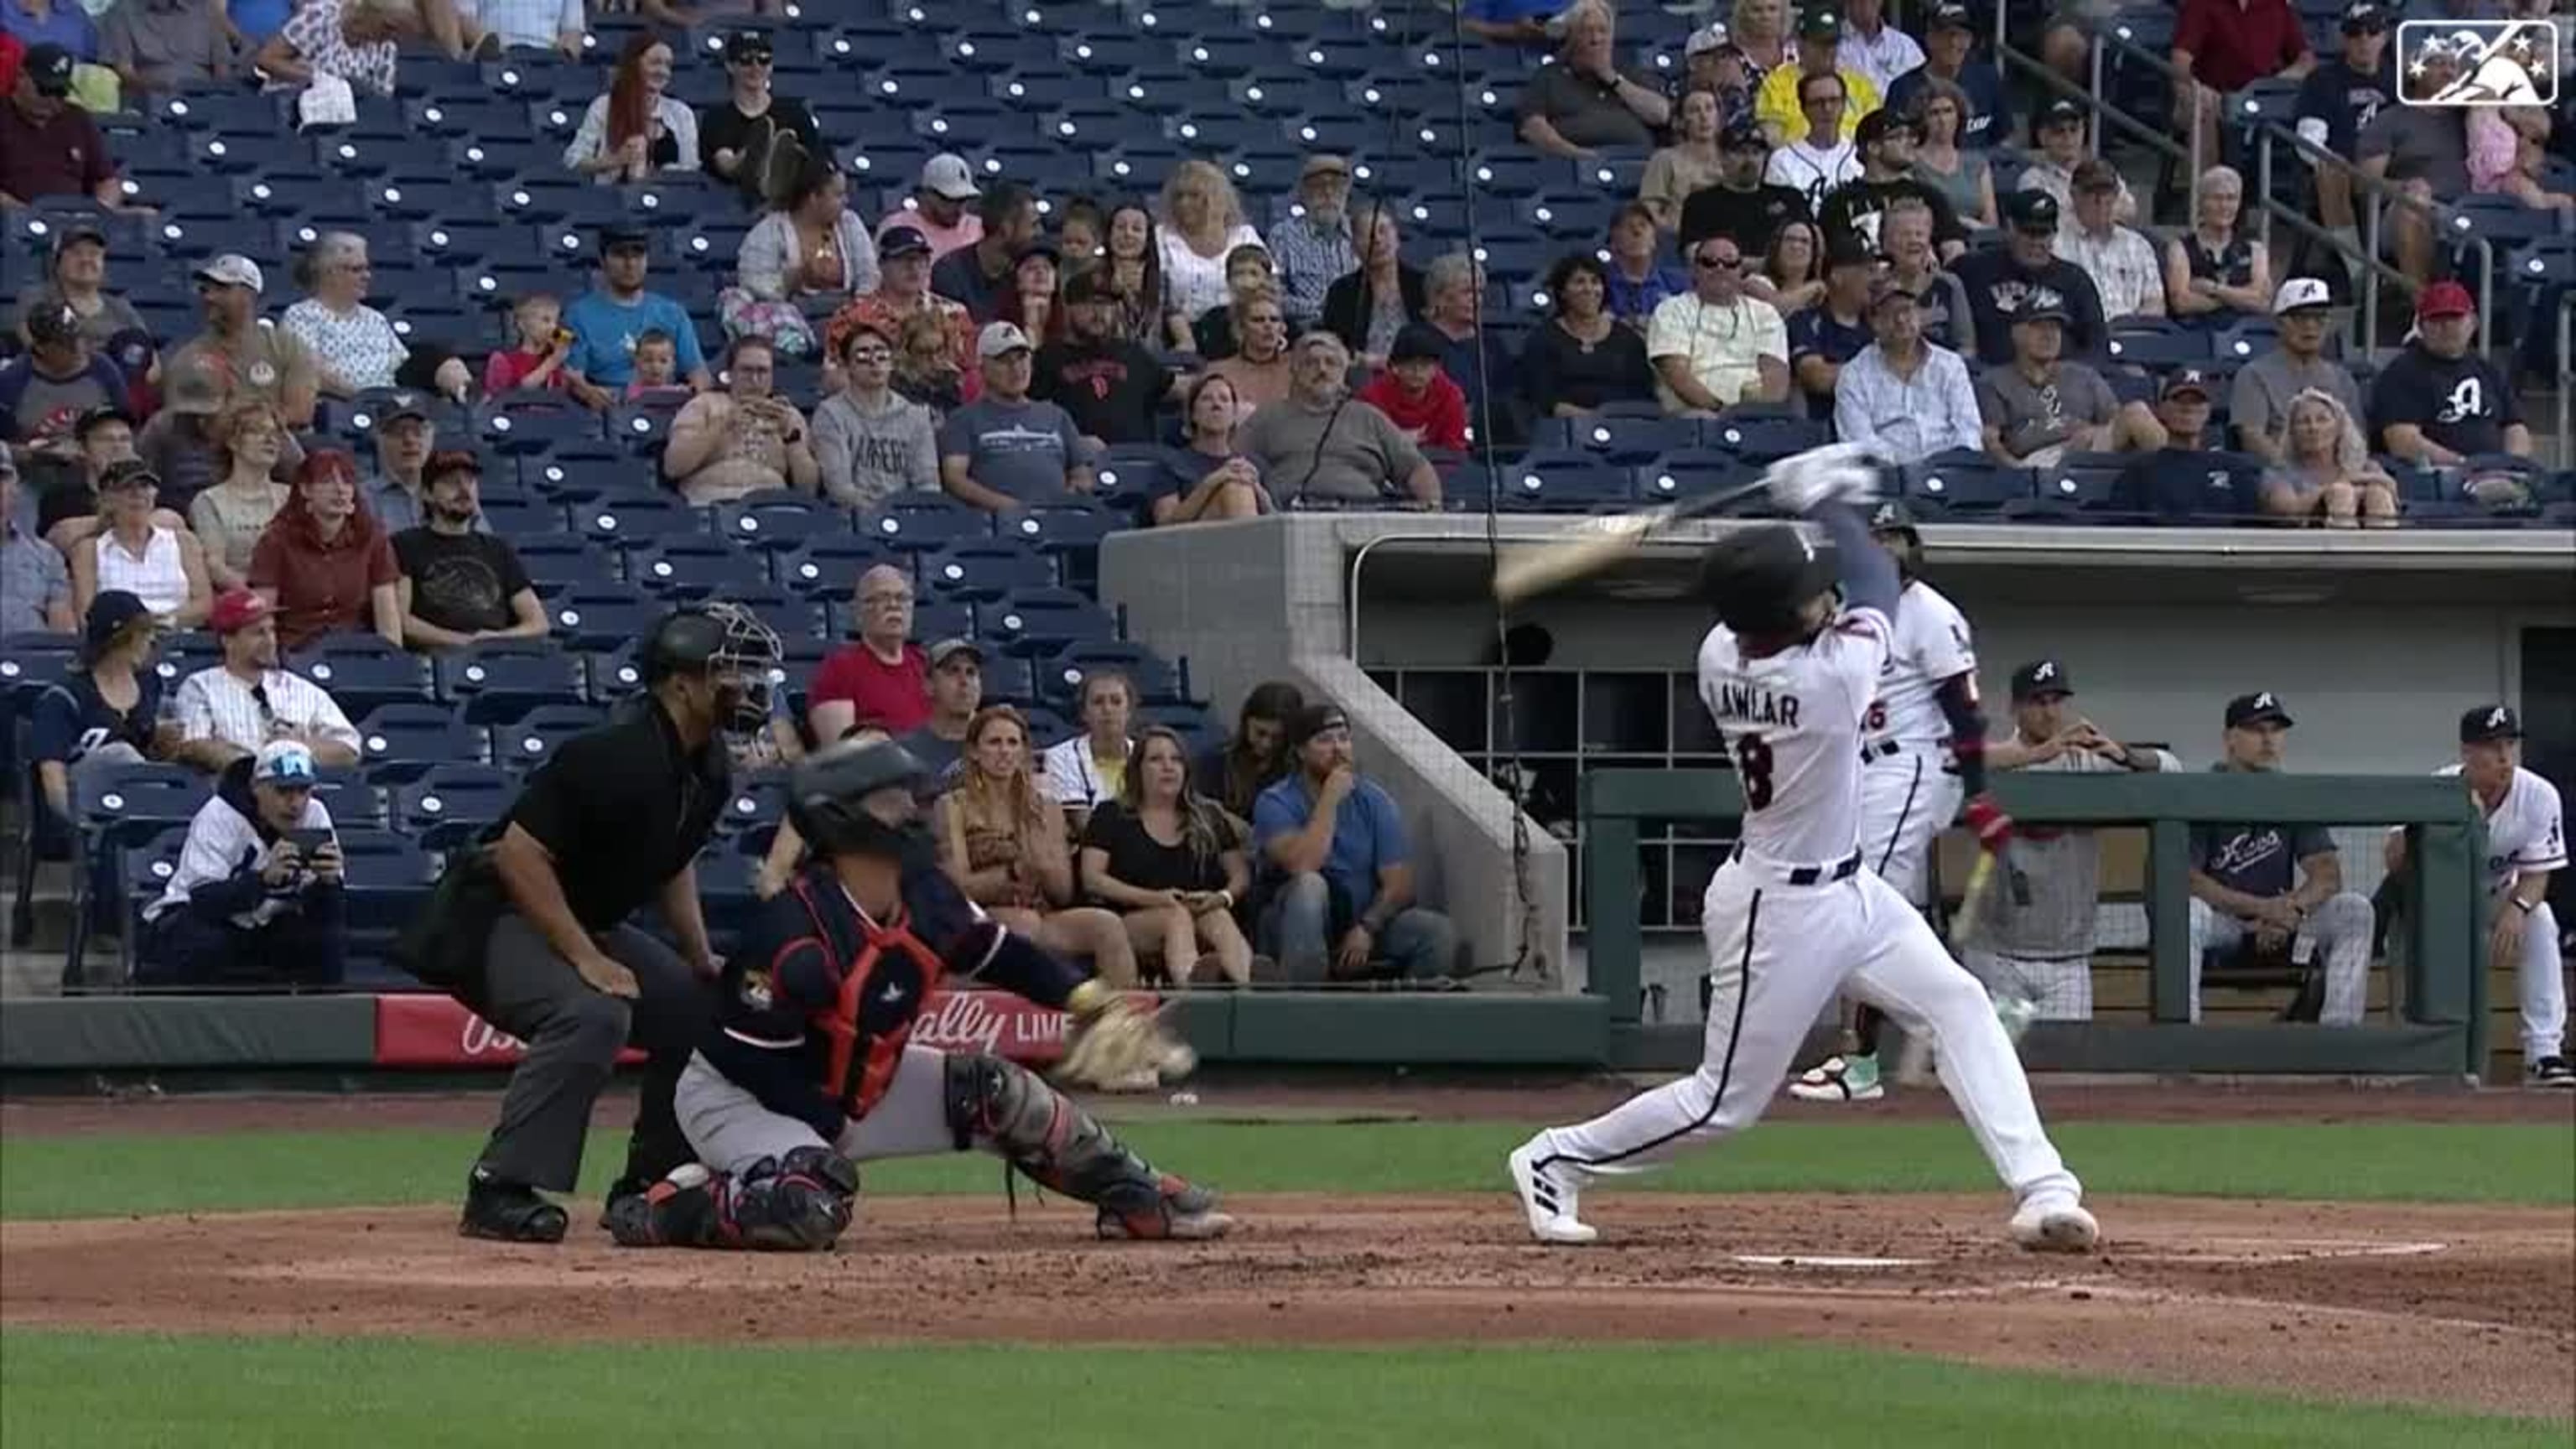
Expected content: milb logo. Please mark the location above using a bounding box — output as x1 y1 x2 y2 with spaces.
2397 20 2559 106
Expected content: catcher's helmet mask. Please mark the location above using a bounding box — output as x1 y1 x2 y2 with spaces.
646 601 784 736
788 738 947 864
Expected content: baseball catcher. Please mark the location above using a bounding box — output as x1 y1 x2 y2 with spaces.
605 737 1228 1251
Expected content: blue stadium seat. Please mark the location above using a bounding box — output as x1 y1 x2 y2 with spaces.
1904 452 2035 515
1499 454 1635 511
1633 449 1755 504
512 532 621 595
548 587 663 652
714 493 846 552
2104 327 2214 368
2017 453 2133 517
303 639 435 716
987 587 1119 658
492 705 605 771
777 536 898 598
1551 415 1698 462
629 538 776 599
579 495 702 547
357 704 486 782
484 401 605 455
1044 641 1184 708
437 644 589 724
922 540 1057 602
1093 450 1169 508
1706 414 1831 463
863 496 990 555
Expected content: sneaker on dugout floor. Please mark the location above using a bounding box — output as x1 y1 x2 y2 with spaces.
1994 992 2039 1046
1507 1139 1598 1245
2528 1056 2576 1088
2009 1193 2100 1254
1787 1052 1883 1103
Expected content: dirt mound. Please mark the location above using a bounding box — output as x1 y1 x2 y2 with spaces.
6 1192 2568 1420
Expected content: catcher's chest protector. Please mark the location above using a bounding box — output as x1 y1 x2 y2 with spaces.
721 876 948 1121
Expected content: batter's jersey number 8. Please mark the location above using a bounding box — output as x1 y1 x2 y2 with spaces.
1732 735 1775 810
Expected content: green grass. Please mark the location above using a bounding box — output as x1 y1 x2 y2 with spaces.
3 1332 2560 1449
3 1119 2569 1220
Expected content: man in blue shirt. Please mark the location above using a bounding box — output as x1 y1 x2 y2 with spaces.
562 225 710 408
2185 692 2376 1025
1883 3 2013 150
1252 704 1458 984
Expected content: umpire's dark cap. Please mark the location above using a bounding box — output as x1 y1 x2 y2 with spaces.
2459 704 2521 744
1699 524 1833 636
2224 692 2295 730
2012 659 2075 701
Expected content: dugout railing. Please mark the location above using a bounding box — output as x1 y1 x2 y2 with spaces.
1582 769 2490 1078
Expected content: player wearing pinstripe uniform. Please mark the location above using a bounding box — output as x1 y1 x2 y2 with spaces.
1966 660 2173 1021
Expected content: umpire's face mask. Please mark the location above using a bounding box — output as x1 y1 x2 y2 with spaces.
706 665 774 737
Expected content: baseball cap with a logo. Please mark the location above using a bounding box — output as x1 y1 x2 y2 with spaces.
2003 189 2060 232
2272 277 2334 314
1927 2 1976 32
879 225 932 261
26 301 80 346
23 43 75 96
195 255 266 293
2341 0 2390 31
976 321 1034 358
2459 705 2521 744
927 637 983 670
1685 21 1732 56
921 153 981 202
2225 692 2296 730
210 589 274 634
2162 367 2213 401
253 739 319 788
2012 660 2075 701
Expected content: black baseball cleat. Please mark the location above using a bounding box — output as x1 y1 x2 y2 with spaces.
598 1175 648 1232
460 1169 569 1244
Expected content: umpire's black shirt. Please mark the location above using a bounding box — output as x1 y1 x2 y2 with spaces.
498 693 730 932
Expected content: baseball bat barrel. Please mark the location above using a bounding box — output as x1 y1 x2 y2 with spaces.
1489 476 1773 606
1951 849 1997 951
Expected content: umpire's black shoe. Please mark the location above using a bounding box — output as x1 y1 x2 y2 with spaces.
460 1169 569 1244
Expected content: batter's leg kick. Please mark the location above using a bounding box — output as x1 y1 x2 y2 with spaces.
610 1046 1231 1249
1511 869 2094 1250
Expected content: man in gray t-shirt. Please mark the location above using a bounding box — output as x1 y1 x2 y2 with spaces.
937 322 1093 512
1973 294 2155 467
2227 278 2363 463
1236 332 1442 509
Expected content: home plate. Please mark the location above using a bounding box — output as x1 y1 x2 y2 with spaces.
1733 1254 1929 1270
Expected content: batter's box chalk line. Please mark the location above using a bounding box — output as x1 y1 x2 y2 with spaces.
2110 1238 2450 1265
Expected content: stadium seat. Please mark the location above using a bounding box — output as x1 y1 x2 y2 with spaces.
1905 452 2035 515
436 643 589 724
922 540 1057 602
1705 414 1831 463
864 495 991 555
303 639 436 717
548 587 663 652
987 587 1119 658
491 705 605 771
1633 449 1755 503
358 704 486 782
579 494 701 547
1044 641 1184 708
628 538 778 599
714 493 849 553
394 764 517 848
778 536 898 598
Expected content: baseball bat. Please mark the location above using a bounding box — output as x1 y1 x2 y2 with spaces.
1950 849 1998 952
1490 476 1774 606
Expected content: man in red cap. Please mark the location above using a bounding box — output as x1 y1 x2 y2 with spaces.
170 589 362 771
2366 281 2532 466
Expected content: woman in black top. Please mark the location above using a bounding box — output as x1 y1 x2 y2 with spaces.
1079 727 1254 987
1519 253 1656 419
2163 164 2270 329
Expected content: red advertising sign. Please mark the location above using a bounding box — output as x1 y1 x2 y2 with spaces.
371 989 1160 1069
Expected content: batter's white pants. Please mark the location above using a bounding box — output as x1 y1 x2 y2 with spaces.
1529 861 2083 1206
673 1046 959 1175
2187 894 2372 1026
1964 949 2094 1021
2500 900 2568 1063
1862 747 1965 907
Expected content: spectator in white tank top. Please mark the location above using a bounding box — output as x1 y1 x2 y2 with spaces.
71 461 210 627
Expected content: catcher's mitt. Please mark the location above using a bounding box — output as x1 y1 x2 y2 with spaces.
1056 979 1197 1089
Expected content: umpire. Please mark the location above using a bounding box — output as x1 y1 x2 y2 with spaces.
396 603 784 1243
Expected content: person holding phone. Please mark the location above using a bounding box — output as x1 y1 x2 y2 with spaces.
137 739 346 988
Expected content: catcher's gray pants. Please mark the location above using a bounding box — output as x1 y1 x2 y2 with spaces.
469 912 712 1193
2188 893 2372 1026
673 1046 958 1173
1963 948 2095 1021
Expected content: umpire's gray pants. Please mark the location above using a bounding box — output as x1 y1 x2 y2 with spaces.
470 913 710 1193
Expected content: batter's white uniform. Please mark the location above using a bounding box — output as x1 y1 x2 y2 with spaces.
2407 764 2568 1063
1860 581 1974 906
1522 606 2083 1204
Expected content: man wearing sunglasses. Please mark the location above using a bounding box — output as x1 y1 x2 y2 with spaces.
1647 236 1790 418
698 27 820 208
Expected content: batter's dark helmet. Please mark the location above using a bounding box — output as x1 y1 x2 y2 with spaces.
787 739 941 859
1697 525 1833 636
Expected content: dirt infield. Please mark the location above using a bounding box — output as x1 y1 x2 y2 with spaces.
5 1193 2568 1420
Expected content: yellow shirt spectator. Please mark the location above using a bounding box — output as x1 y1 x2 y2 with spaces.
1756 60 1883 143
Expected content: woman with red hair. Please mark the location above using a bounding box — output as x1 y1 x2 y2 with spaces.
247 451 401 650
563 31 701 184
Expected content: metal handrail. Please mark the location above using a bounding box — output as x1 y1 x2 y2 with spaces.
2076 25 2202 189
2249 120 2483 358
2560 292 2574 458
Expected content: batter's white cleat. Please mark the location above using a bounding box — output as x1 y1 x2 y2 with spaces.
1507 1140 1598 1245
2010 1194 2100 1254
1787 1053 1884 1102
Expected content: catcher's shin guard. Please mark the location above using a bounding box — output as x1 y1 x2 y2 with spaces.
943 1052 1233 1240
605 1150 859 1251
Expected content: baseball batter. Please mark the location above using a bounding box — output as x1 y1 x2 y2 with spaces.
1508 450 2096 1251
1789 499 1978 1103
1967 659 2174 1021
605 739 1233 1249
2387 706 2569 1087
